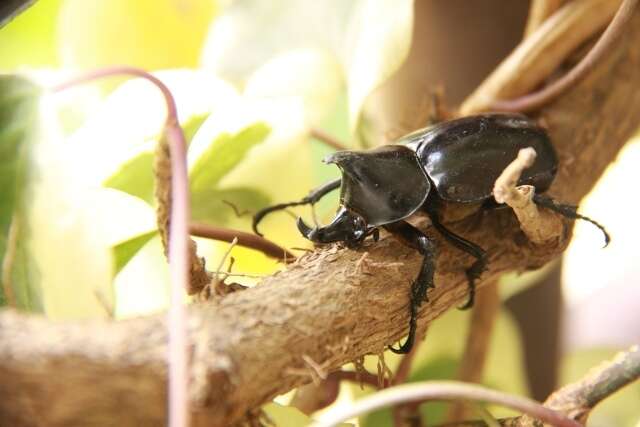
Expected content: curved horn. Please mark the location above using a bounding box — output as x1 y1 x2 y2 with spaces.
296 217 316 241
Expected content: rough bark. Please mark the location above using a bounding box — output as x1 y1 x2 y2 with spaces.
1 8 640 427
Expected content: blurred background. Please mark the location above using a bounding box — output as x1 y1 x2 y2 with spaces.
0 1 638 426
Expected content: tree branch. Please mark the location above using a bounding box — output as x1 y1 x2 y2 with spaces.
2 7 640 427
436 346 640 426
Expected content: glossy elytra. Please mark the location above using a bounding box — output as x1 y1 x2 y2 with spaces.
253 113 609 354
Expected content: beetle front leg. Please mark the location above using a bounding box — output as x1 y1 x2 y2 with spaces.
252 178 341 236
384 221 437 354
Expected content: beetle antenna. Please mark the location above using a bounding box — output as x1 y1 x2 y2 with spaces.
532 194 610 247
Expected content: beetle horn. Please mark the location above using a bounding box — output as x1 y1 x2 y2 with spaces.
296 217 317 241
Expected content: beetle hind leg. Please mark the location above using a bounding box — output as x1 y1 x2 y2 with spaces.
384 221 437 354
252 178 341 236
429 217 488 310
532 194 610 246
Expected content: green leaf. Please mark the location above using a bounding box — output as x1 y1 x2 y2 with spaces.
189 122 271 193
112 230 158 275
110 185 268 278
191 187 270 224
103 113 210 204
0 74 42 308
182 113 210 145
104 151 155 204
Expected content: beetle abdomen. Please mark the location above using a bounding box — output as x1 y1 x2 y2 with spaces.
414 114 558 203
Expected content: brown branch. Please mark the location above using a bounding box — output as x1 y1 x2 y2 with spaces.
446 281 500 423
491 0 638 113
525 0 566 37
310 128 348 151
532 345 640 423
437 346 640 426
1 7 640 427
189 222 295 262
460 0 624 115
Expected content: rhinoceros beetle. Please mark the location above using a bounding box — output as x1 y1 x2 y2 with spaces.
252 113 609 354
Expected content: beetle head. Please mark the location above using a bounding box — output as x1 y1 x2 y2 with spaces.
297 207 368 247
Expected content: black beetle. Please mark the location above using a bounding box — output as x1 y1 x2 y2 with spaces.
253 113 609 354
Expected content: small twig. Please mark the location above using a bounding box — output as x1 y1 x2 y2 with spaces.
310 128 348 151
493 148 564 245
540 345 639 423
209 237 238 297
446 281 500 423
377 351 393 389
312 381 581 427
302 354 329 385
491 0 638 112
212 272 266 280
435 347 640 427
331 370 385 389
493 148 537 206
221 200 250 218
189 222 295 262
214 237 237 279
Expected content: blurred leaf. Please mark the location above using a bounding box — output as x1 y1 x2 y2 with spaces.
58 0 216 70
112 230 157 275
245 48 344 127
202 0 349 82
189 122 271 193
0 74 42 309
202 0 414 140
103 113 209 204
344 0 413 132
262 402 314 427
110 186 268 280
182 113 210 146
191 187 270 224
104 151 155 204
0 0 62 69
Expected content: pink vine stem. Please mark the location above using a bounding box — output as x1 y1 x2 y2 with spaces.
53 66 190 427
313 381 582 427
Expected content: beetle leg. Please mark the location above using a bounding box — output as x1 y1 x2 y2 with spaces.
252 178 341 236
384 221 437 354
428 216 488 310
532 194 610 247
